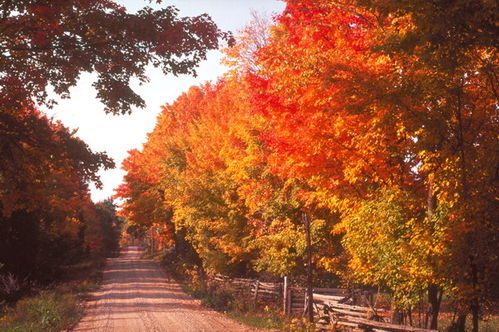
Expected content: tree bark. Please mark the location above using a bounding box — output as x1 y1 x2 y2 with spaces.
471 303 479 332
303 212 314 323
425 176 443 330
471 259 480 332
447 314 466 332
426 284 443 330
391 306 403 325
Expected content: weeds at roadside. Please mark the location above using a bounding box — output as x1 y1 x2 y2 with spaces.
0 256 104 331
0 290 81 332
227 304 285 330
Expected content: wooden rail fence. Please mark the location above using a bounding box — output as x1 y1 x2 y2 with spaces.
210 274 437 332
212 274 281 304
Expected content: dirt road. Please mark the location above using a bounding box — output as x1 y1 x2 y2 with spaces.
73 246 261 331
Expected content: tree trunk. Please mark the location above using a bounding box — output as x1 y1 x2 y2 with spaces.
471 303 479 332
391 306 403 325
470 258 480 332
303 213 314 323
426 284 443 330
447 314 466 332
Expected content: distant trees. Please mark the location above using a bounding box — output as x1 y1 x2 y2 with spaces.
95 199 123 256
118 1 497 331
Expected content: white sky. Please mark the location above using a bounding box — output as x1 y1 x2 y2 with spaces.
44 0 285 202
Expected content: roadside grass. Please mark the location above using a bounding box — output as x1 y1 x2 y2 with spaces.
0 257 104 332
0 289 81 332
226 306 286 330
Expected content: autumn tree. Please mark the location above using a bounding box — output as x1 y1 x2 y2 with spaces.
348 1 498 329
116 147 175 251
0 108 113 215
223 10 271 74
248 0 420 291
0 109 114 282
249 0 497 329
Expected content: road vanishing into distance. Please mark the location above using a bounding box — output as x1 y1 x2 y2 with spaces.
73 247 260 332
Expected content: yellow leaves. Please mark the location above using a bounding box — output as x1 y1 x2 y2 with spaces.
250 217 314 273
338 186 456 302
209 236 244 263
396 124 407 139
388 12 416 36
317 256 341 273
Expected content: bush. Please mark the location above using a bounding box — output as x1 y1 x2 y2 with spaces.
0 274 21 302
200 288 235 312
0 256 103 331
0 290 81 332
0 273 32 303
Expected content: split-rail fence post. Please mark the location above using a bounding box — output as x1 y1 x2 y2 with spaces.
283 276 288 314
253 280 260 304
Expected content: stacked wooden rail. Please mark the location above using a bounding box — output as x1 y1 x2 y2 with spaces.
284 287 305 315
311 291 437 332
212 274 281 303
252 281 281 302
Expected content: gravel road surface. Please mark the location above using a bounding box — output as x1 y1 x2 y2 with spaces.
73 246 262 331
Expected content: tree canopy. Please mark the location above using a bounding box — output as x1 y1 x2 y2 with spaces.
118 1 498 331
0 0 230 114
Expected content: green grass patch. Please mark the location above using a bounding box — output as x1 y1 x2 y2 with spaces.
0 257 104 332
0 290 81 332
227 307 285 330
